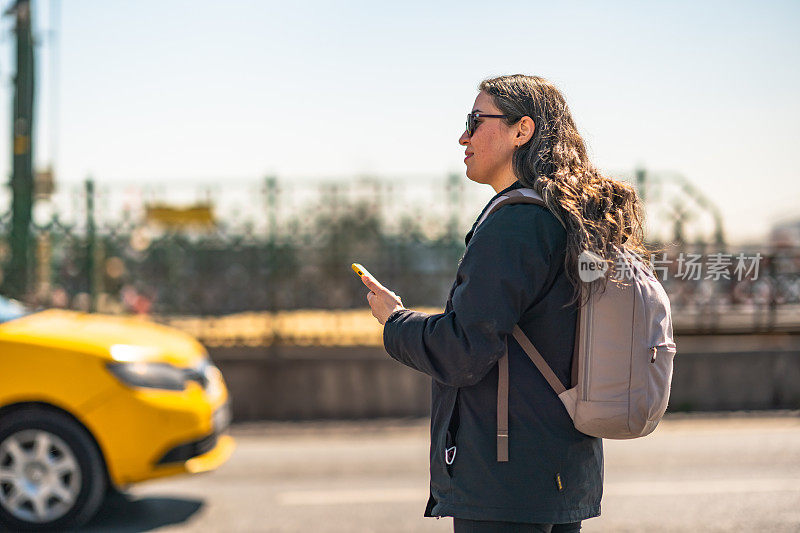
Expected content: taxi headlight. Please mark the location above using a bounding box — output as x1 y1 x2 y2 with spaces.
203 362 223 398
106 362 187 391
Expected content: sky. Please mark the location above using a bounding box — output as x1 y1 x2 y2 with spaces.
0 0 798 243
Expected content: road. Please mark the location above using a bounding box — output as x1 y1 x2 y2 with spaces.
78 413 800 532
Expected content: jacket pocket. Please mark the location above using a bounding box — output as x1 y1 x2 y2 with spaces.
444 392 460 477
430 384 458 493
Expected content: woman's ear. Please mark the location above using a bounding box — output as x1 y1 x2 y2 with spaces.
515 116 535 146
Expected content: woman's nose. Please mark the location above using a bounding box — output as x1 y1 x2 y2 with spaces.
459 130 470 146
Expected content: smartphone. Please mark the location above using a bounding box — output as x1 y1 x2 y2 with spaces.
351 263 373 279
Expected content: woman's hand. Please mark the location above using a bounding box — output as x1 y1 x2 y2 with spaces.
361 273 405 325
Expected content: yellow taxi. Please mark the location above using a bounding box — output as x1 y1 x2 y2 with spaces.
0 296 234 530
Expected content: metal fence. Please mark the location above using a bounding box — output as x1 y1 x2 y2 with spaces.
1 175 488 314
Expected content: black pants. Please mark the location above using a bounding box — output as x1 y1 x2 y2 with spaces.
453 518 582 533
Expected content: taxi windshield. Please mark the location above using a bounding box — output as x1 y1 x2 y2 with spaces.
0 295 30 324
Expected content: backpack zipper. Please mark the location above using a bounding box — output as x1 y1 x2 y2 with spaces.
582 299 594 401
649 343 677 363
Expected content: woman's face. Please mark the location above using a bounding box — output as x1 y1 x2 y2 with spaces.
459 91 519 188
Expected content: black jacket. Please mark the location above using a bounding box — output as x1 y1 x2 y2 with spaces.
383 181 603 523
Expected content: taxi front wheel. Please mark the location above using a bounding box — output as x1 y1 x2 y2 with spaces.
0 406 107 531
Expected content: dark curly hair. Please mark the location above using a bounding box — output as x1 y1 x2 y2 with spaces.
479 74 651 306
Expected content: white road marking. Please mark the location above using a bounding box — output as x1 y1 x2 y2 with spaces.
277 488 423 506
605 478 800 496
277 479 800 506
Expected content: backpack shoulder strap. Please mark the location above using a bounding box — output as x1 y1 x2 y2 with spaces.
498 327 570 462
512 325 567 394
475 188 550 230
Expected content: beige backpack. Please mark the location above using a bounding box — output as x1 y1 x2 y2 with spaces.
474 188 677 462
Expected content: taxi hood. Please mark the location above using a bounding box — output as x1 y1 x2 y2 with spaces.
0 309 208 367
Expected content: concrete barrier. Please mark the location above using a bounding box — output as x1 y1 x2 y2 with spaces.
211 346 430 421
209 335 800 421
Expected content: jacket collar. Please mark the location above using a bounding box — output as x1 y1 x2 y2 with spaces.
464 180 524 245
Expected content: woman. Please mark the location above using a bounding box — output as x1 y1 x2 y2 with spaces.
362 74 648 532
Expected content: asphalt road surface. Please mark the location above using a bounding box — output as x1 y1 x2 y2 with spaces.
78 413 800 532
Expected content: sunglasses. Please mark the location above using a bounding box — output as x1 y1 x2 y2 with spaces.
465 112 508 137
